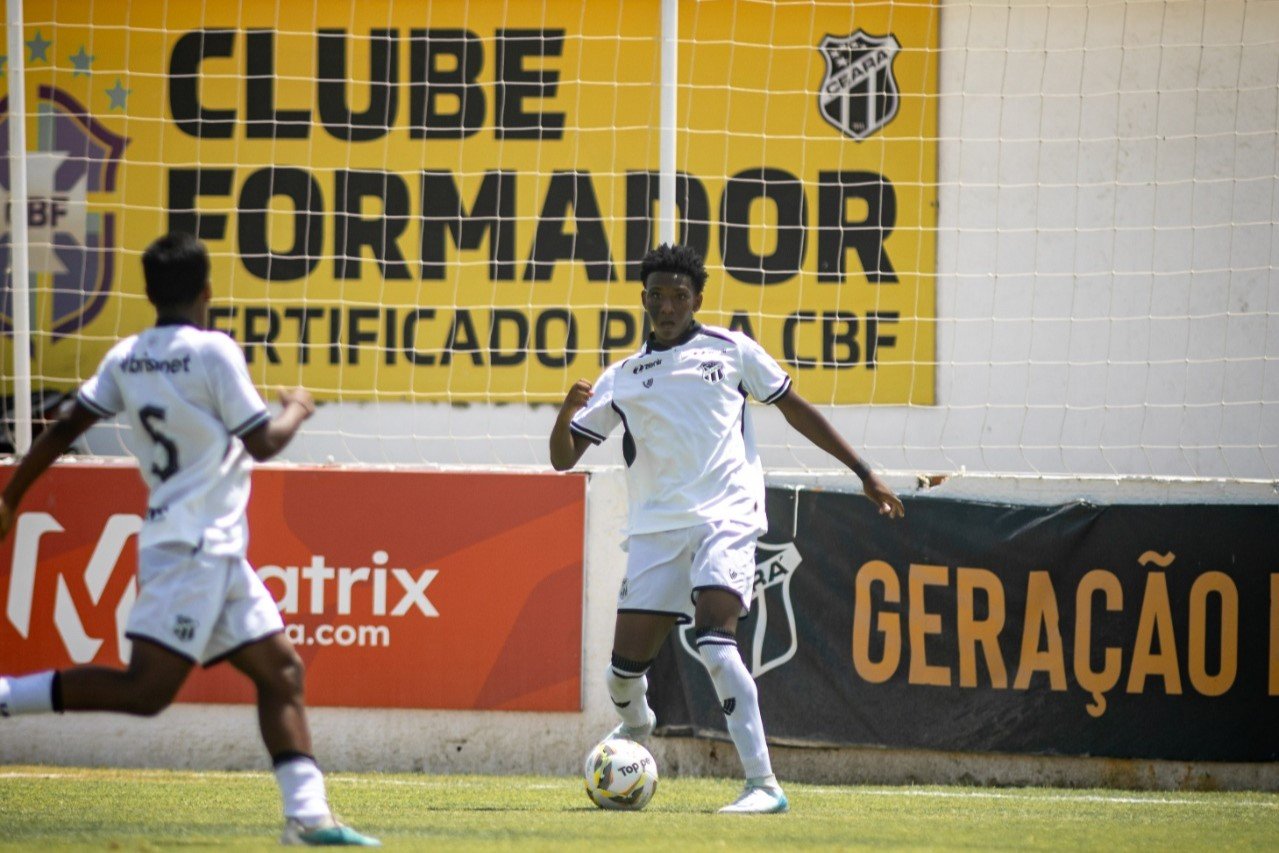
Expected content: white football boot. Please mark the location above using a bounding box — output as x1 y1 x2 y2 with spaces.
718 784 789 814
604 707 657 744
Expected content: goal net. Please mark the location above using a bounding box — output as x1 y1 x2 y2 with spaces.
1 0 1275 480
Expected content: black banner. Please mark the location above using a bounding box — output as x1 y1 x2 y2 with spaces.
648 489 1279 761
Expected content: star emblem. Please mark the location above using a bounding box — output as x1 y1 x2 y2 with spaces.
106 78 131 111
26 30 51 63
70 45 95 77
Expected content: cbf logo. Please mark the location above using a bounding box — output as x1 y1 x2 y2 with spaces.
818 31 902 141
699 360 724 384
1 74 129 338
679 540 802 678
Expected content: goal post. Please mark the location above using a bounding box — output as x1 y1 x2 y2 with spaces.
0 0 1275 481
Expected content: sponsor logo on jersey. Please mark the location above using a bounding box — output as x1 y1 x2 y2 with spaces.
817 31 902 141
632 359 662 374
0 82 128 338
679 540 802 678
618 577 629 603
642 378 654 388
699 360 724 384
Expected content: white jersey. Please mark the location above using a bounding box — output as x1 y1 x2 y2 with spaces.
570 323 791 535
78 321 270 557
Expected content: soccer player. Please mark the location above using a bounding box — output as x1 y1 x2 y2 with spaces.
550 244 905 814
0 233 378 847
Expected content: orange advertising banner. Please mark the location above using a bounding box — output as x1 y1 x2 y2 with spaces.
0 464 585 711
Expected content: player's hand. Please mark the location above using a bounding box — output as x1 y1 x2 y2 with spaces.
560 379 593 416
862 472 905 519
278 386 316 418
0 498 14 540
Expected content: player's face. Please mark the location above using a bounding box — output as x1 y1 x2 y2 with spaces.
643 272 702 344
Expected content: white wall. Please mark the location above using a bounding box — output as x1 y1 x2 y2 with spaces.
83 0 1279 480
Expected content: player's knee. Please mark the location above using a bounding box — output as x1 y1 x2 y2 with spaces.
274 648 306 698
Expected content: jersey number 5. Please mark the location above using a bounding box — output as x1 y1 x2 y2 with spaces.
139 405 180 481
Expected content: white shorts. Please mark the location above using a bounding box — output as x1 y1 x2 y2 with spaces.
617 519 759 623
126 544 284 666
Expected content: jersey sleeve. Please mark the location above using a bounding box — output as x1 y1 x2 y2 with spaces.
569 367 621 445
738 335 792 404
76 347 124 418
204 334 270 437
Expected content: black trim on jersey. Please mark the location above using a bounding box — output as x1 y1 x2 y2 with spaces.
618 606 692 625
154 317 200 328
611 402 637 467
202 627 286 668
76 390 115 418
644 322 702 353
698 326 736 344
569 421 606 445
124 631 199 665
762 376 793 405
230 409 271 437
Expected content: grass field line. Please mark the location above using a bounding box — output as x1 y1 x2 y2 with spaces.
2 769 1275 809
810 786 1279 808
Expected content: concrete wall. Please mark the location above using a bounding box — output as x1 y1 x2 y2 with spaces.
4 468 1275 791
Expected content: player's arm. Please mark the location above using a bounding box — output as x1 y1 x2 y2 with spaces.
549 379 595 471
0 399 101 538
240 386 316 462
773 388 905 518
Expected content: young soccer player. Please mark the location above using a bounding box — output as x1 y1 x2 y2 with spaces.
0 233 378 846
550 244 905 814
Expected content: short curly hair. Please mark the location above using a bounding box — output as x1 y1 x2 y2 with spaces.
143 232 209 310
638 243 709 293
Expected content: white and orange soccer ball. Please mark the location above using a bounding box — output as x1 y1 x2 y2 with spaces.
583 738 658 810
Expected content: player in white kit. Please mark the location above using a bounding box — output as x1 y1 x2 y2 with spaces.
550 244 905 814
0 233 378 846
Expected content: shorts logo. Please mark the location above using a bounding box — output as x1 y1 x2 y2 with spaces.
678 540 802 678
699 360 724 384
5 512 141 665
172 614 198 643
1 83 129 338
817 31 902 141
722 697 736 716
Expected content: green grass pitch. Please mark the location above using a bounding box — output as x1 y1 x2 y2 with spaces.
1 765 1276 850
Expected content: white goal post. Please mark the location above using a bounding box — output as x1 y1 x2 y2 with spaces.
0 0 1275 481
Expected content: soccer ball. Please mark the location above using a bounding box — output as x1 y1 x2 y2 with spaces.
583 738 658 810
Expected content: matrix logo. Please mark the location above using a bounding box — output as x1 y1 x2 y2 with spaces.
5 512 140 665
680 540 802 678
0 84 128 338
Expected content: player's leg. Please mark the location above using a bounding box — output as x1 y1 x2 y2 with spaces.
0 639 191 718
603 528 693 743
691 524 788 814
214 558 378 847
605 611 678 740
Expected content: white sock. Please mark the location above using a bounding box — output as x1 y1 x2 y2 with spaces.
273 755 330 822
696 634 773 780
605 657 652 729
0 671 56 716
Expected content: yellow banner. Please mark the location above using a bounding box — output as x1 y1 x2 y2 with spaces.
1 1 936 404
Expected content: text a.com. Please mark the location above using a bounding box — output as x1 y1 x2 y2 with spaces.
283 622 390 648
